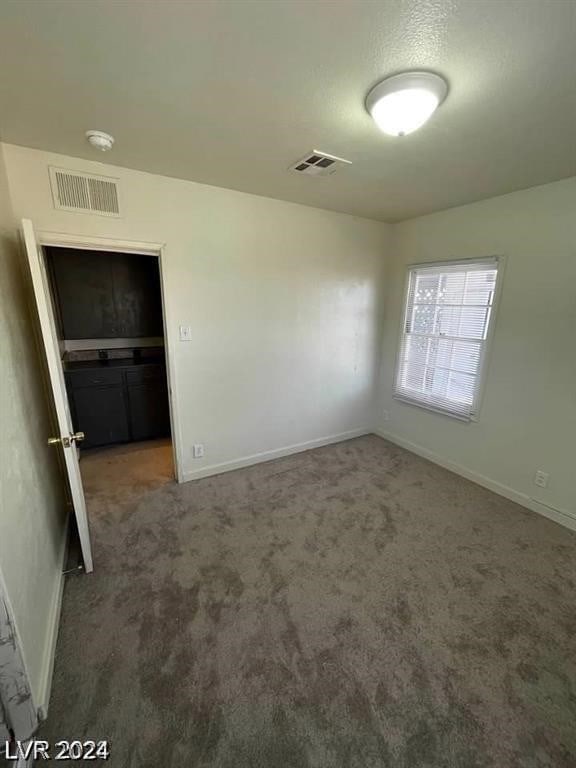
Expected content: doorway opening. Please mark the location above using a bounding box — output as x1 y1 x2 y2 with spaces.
41 243 176 551
23 221 183 572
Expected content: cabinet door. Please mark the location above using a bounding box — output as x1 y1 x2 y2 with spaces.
70 385 130 448
126 380 170 441
112 254 163 338
48 248 118 338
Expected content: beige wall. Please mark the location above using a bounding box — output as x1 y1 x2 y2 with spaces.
377 178 576 524
3 139 573 724
0 144 68 710
2 143 390 481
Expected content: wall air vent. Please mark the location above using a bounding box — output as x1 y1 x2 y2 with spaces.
49 166 121 216
289 150 352 177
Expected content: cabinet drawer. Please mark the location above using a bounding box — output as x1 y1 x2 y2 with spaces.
66 368 123 389
125 365 165 384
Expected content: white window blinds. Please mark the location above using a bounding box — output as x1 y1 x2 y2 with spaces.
394 258 499 420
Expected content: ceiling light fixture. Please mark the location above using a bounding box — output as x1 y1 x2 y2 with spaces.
85 130 115 152
366 71 448 137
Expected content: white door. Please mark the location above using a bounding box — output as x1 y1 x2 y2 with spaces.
21 219 94 573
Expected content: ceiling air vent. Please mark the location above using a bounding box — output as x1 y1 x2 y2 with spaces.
290 150 351 177
49 166 121 216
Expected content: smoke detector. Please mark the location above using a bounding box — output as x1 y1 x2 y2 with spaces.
290 150 351 176
85 130 115 152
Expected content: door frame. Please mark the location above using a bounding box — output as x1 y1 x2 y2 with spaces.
36 230 183 483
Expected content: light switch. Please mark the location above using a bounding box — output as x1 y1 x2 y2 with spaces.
179 325 192 341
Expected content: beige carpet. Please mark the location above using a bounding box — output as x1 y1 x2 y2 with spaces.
40 435 575 767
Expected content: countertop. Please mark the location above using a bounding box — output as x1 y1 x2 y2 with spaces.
63 357 165 372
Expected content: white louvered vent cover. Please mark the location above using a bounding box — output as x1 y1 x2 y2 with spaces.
289 150 351 176
49 167 120 216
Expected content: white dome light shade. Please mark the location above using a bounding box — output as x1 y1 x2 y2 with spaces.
366 72 448 137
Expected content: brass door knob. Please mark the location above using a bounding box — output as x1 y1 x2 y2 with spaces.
47 432 85 447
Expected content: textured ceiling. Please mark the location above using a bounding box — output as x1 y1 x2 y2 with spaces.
0 0 575 222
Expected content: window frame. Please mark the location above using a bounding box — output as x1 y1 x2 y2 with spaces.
393 256 504 422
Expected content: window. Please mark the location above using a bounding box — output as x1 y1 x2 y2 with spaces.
394 258 500 420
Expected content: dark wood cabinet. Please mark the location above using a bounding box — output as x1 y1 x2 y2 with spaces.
127 382 170 441
66 362 170 448
112 255 163 337
71 386 130 448
50 246 168 449
50 249 117 338
47 248 163 340
125 365 170 441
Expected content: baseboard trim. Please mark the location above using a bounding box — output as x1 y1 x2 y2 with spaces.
374 428 576 533
181 428 370 483
35 513 69 718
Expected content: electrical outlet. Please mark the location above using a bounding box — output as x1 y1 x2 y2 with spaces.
179 325 192 341
193 443 204 459
382 409 390 422
534 470 549 488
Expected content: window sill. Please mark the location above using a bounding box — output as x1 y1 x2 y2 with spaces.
393 393 476 422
